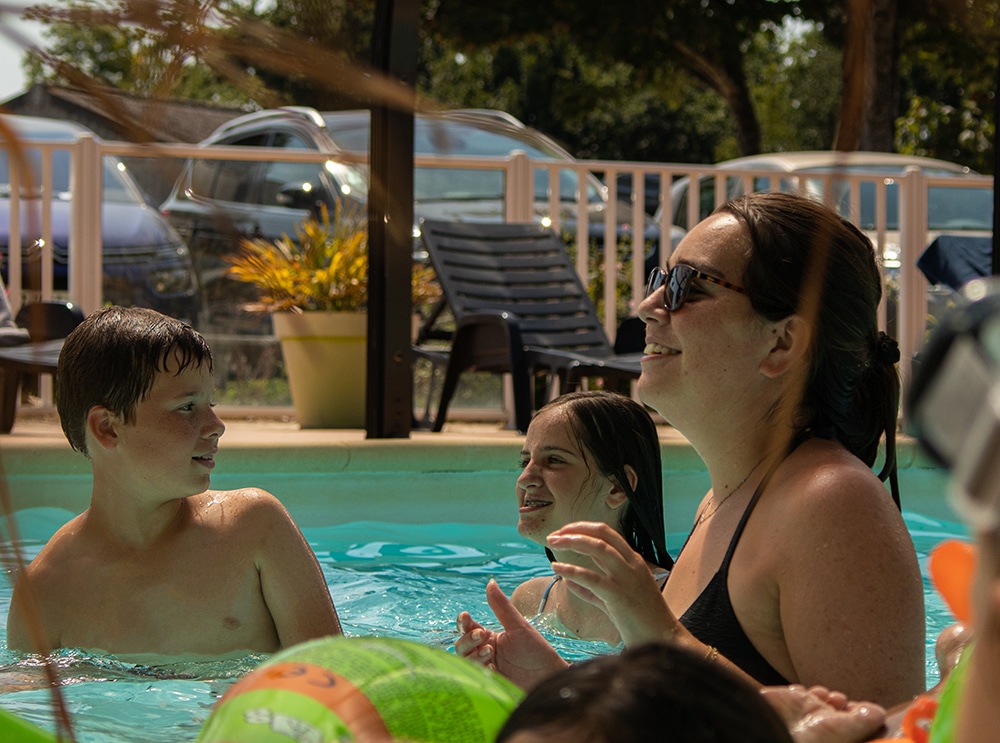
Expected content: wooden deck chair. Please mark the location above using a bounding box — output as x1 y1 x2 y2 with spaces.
0 301 85 433
415 220 643 433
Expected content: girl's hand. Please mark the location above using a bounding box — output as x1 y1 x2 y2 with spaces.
454 579 569 690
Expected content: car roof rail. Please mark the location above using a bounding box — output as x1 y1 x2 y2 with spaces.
449 109 527 129
211 106 326 138
277 106 327 128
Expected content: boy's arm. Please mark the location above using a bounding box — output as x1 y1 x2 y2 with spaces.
6 566 56 653
7 582 34 651
252 492 343 647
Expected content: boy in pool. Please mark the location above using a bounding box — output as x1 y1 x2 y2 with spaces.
5 307 342 658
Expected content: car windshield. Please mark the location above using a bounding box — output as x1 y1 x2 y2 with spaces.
0 149 144 205
797 165 994 231
674 163 993 232
322 114 603 204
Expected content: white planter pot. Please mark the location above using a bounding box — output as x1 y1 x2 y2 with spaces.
272 311 367 429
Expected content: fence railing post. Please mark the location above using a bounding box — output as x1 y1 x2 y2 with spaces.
897 166 929 402
70 135 103 314
505 150 532 223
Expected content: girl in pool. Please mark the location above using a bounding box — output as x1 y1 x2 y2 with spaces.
456 191 925 708
511 391 672 644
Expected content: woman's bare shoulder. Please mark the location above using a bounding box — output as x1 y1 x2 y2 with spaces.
777 438 897 513
759 438 909 560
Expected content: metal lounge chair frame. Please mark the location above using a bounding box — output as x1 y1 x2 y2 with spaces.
415 220 643 433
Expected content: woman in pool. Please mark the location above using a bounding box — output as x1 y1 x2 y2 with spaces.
510 390 673 644
456 191 925 708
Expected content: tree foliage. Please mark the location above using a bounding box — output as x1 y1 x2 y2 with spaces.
17 0 999 173
894 0 998 173
426 0 810 155
747 21 842 154
420 31 732 163
23 0 258 105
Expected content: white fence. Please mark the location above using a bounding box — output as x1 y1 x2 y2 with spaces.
3 133 994 410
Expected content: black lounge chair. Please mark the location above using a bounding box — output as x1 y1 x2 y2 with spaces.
415 220 643 433
0 300 85 433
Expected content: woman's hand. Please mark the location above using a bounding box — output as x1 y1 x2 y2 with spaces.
454 579 569 690
546 521 683 647
761 685 886 743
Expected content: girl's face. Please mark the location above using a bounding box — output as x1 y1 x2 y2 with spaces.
515 408 623 545
637 212 775 431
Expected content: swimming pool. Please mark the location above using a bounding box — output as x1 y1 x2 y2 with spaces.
0 426 969 742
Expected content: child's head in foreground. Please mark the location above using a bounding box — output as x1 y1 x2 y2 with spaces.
56 306 214 457
495 642 793 743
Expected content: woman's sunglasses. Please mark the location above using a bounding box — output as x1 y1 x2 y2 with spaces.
645 265 746 311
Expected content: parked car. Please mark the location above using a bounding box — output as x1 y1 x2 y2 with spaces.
660 150 994 337
0 115 198 322
160 107 679 333
616 172 664 216
661 150 993 269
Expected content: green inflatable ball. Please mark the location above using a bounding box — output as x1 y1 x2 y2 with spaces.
197 636 524 743
0 707 59 742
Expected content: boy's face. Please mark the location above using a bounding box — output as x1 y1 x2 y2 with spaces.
115 358 225 499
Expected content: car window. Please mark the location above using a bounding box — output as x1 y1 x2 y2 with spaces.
927 185 993 230
102 158 145 204
323 115 603 205
670 175 722 230
259 132 326 207
189 132 268 203
1 148 144 205
1 148 70 199
804 172 991 231
672 164 992 233
324 160 367 199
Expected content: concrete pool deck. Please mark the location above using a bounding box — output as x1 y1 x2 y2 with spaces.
0 407 955 525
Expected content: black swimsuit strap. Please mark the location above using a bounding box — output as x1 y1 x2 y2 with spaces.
719 434 805 564
678 432 810 564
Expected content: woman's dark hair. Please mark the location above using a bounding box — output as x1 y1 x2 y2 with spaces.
57 306 213 456
538 390 673 570
495 642 794 743
719 192 901 505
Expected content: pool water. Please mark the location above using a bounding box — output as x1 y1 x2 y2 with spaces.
0 507 970 743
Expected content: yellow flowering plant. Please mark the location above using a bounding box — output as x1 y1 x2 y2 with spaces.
224 200 440 313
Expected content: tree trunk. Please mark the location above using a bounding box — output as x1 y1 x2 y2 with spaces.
673 40 761 156
834 0 899 152
860 0 899 151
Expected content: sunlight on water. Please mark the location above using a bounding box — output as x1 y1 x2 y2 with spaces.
0 507 970 742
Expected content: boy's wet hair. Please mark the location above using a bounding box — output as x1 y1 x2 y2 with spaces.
538 390 672 571
56 306 213 456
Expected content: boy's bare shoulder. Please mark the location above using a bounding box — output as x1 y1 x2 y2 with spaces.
190 488 296 530
23 513 88 570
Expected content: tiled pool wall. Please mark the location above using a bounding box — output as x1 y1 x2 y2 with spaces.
0 434 958 530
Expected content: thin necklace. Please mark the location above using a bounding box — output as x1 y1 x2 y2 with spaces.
692 460 763 530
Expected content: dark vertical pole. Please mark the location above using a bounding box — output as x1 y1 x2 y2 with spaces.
993 50 1000 275
368 0 418 438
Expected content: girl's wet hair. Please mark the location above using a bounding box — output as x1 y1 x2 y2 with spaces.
539 390 673 570
719 191 901 504
56 306 213 456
